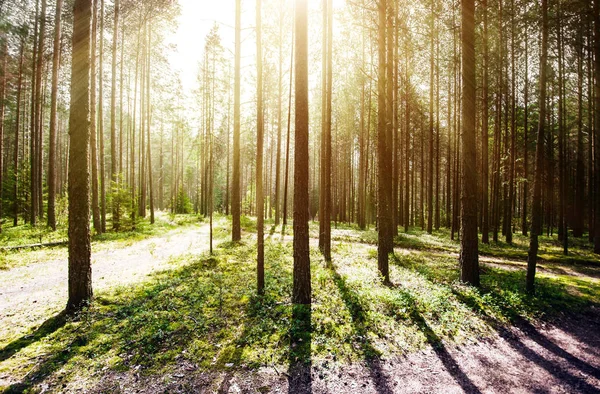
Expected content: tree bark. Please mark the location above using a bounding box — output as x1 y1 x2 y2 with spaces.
256 0 265 294
459 0 479 286
231 0 241 241
67 0 93 312
527 0 548 292
293 0 311 305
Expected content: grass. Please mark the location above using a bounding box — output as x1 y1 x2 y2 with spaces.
0 212 203 270
1 220 599 392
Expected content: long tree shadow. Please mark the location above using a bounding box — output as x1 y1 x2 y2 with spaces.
402 291 483 394
3 320 85 393
327 261 395 394
0 311 68 363
288 303 312 394
452 287 600 393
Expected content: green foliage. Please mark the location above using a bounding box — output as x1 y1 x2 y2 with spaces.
1 222 598 391
173 190 192 214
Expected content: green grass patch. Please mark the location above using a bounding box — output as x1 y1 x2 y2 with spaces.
1 222 599 392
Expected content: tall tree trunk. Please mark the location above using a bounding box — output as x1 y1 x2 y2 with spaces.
574 26 584 238
376 0 392 284
481 0 489 243
256 0 265 294
47 0 63 231
594 0 600 254
293 0 311 305
111 0 120 229
90 0 101 233
427 0 434 234
67 0 92 312
522 30 529 236
283 26 294 229
99 0 106 232
527 0 548 292
147 26 154 225
459 0 479 286
274 1 283 226
506 0 516 245
13 37 24 227
0 38 6 233
30 0 41 226
232 0 241 241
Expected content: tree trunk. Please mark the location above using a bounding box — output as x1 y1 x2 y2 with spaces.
376 0 392 284
527 0 548 292
256 0 265 294
481 0 489 244
98 0 106 232
111 0 120 229
67 0 93 312
231 0 242 241
90 0 101 234
293 0 311 305
459 0 479 286
13 37 24 227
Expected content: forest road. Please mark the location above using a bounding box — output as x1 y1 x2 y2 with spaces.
0 222 212 342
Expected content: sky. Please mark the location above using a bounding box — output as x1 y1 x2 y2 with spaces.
166 0 246 96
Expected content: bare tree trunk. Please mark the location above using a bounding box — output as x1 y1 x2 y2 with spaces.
427 0 434 234
67 0 92 312
90 0 101 233
376 0 392 284
147 26 154 225
111 0 120 229
231 0 241 241
459 0 479 286
274 1 283 226
99 0 106 232
293 0 311 305
527 0 548 292
0 38 6 233
13 38 24 227
256 0 265 294
481 0 489 243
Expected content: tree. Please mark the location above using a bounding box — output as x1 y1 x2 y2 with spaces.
527 0 548 293
459 0 479 286
481 0 489 244
376 0 392 285
594 0 600 254
293 0 311 305
231 0 241 242
256 0 265 294
111 0 120 230
0 37 6 233
90 0 101 234
319 0 332 261
67 0 93 312
47 0 63 231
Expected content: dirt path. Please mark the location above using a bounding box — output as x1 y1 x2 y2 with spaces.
0 223 212 343
87 308 600 394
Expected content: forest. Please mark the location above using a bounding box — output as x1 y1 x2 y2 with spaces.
0 0 599 392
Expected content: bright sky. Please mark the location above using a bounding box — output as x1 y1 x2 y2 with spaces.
166 0 236 95
166 0 346 99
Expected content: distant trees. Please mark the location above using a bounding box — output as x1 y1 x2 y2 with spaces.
2 0 600 303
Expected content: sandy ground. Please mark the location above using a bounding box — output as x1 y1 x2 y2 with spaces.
2 225 600 393
87 308 600 393
0 223 212 344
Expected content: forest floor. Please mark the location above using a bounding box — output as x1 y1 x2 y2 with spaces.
0 216 599 393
